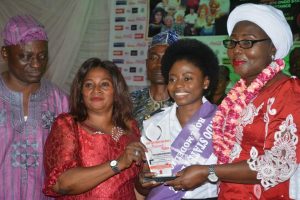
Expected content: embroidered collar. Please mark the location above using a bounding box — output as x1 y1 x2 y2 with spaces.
0 76 49 102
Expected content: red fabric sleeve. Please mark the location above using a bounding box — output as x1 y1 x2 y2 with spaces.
263 79 300 162
43 113 79 197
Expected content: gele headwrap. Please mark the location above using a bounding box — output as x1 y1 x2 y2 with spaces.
149 30 179 48
227 3 292 59
2 15 48 46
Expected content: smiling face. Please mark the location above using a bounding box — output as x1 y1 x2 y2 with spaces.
167 59 209 109
1 40 48 85
227 21 275 84
146 44 169 84
81 67 114 114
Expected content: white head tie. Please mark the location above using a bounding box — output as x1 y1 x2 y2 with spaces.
227 3 292 59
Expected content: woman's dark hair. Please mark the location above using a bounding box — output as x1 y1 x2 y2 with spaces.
150 7 166 24
161 38 219 96
69 57 133 131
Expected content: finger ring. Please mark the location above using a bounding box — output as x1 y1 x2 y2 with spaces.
135 150 139 156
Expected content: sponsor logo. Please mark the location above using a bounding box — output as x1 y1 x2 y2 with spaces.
115 8 125 14
115 17 126 22
134 33 144 39
136 16 146 21
126 61 135 64
116 0 127 5
132 8 138 13
137 0 147 3
136 42 147 47
114 35 123 39
130 50 138 56
113 50 123 56
114 25 124 31
133 76 144 81
127 18 135 22
126 43 136 47
113 59 124 64
131 25 137 30
123 34 133 39
124 76 132 81
129 67 137 72
113 42 125 47
136 59 146 64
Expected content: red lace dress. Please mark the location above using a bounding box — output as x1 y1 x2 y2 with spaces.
43 113 141 199
218 77 300 199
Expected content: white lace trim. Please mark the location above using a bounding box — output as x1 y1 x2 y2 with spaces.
248 114 298 190
230 102 263 162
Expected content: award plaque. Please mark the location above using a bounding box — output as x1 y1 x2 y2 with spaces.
141 124 174 178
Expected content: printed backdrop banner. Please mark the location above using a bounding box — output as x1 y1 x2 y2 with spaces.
109 0 300 88
109 0 149 87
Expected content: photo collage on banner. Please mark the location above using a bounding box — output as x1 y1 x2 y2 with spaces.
109 0 300 88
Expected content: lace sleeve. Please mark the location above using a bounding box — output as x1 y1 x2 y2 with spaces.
43 113 79 196
247 114 298 190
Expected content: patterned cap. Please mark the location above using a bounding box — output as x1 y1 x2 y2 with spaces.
149 30 179 48
2 15 48 46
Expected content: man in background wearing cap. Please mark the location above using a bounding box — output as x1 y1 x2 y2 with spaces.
131 30 179 130
131 30 179 200
0 15 68 199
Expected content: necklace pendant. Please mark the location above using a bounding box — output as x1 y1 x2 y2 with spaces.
111 126 124 142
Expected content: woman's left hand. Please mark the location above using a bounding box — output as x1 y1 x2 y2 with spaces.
165 165 209 191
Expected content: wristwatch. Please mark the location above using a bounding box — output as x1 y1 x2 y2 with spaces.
109 160 120 173
207 165 219 183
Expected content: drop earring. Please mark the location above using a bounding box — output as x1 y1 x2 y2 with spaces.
271 55 275 61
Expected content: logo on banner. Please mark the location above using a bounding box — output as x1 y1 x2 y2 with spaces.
136 17 146 21
113 42 125 47
113 59 124 64
132 7 138 13
116 0 127 5
131 25 137 30
124 76 132 81
123 34 133 39
134 33 144 39
115 25 124 31
129 67 137 73
130 50 138 56
115 17 126 22
115 8 125 14
133 76 144 81
113 50 123 56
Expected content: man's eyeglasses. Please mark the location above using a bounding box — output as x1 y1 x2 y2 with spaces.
223 38 270 49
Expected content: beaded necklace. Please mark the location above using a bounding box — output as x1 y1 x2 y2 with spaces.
81 122 124 142
212 59 285 164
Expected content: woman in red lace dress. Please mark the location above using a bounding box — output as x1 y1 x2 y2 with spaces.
164 3 300 199
43 58 146 199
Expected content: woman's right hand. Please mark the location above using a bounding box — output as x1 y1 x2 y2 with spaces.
118 141 146 170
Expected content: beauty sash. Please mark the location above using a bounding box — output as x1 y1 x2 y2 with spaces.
146 101 217 200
